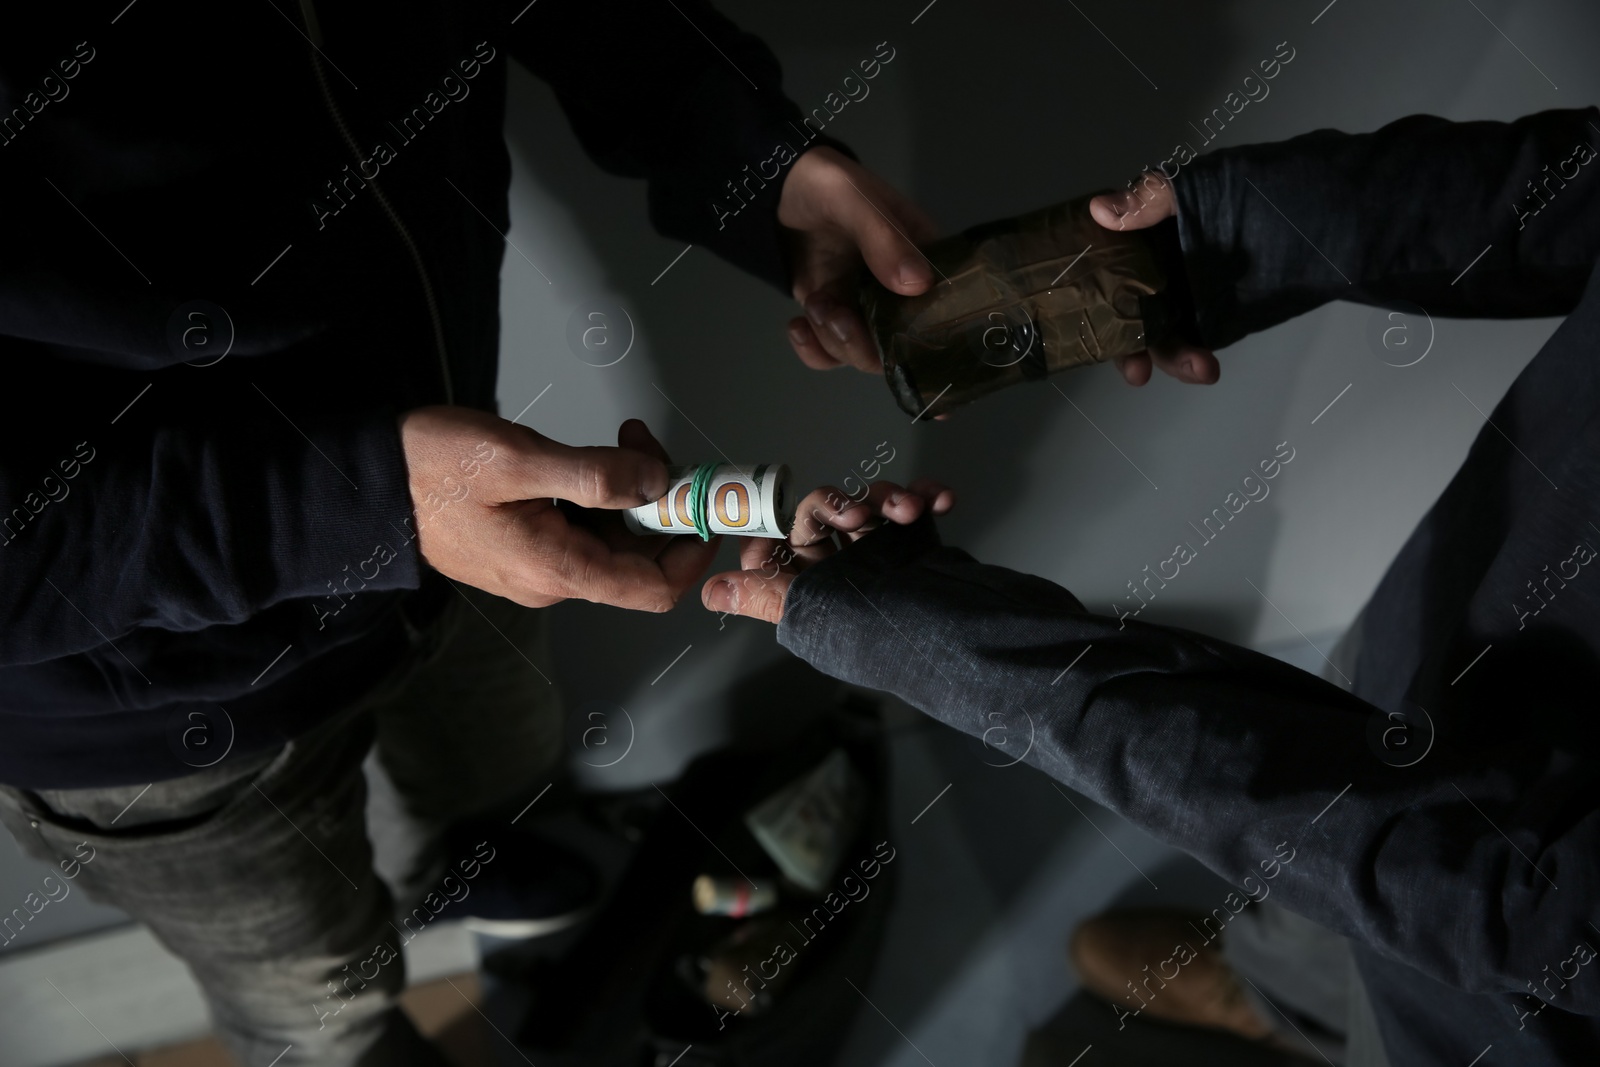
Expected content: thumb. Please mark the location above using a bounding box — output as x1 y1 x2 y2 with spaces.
517 434 670 509
702 570 792 624
1089 172 1175 231
844 193 936 296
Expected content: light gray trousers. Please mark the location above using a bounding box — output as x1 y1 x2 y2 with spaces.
0 587 561 1067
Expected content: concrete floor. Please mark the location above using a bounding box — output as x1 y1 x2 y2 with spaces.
67 974 492 1067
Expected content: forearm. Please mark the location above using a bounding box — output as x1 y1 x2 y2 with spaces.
1174 107 1600 348
507 0 852 289
777 520 1600 1004
0 398 422 664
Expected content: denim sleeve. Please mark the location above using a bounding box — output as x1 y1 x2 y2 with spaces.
777 519 1600 1011
1172 107 1600 348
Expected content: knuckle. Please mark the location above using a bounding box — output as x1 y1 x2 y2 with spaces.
576 452 625 502
735 575 766 614
513 557 556 602
562 551 601 598
746 576 784 619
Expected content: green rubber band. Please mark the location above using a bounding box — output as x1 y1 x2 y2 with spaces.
687 462 718 541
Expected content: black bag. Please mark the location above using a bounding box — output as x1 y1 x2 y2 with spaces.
514 693 898 1067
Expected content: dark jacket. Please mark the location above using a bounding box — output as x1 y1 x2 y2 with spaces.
780 108 1600 1065
0 0 823 787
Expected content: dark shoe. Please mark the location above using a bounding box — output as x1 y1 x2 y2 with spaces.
447 823 600 939
354 1008 455 1067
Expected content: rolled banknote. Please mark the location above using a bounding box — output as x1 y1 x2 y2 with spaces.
622 463 794 539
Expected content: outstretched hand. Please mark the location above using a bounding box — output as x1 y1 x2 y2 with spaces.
1088 173 1220 388
779 146 939 373
701 479 955 624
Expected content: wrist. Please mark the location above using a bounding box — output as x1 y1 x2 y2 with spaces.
1139 217 1205 351
778 145 854 229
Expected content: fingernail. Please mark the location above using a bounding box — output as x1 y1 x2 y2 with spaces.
898 256 931 288
1185 356 1202 379
703 577 734 613
827 315 853 343
805 293 834 327
788 322 809 348
887 491 904 506
640 463 668 501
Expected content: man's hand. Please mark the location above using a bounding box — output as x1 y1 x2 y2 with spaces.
1089 172 1220 388
700 479 955 623
778 146 938 372
399 408 719 612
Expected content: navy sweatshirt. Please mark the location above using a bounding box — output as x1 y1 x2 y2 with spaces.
0 0 824 788
780 108 1600 1064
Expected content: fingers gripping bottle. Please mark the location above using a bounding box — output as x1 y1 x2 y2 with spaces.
859 193 1185 419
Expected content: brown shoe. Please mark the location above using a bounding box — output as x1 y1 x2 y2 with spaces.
1069 909 1275 1040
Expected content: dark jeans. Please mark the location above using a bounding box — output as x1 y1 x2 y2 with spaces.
0 586 561 1066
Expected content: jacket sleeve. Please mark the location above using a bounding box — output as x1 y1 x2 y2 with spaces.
1173 107 1600 348
504 0 860 291
0 356 423 668
776 519 1600 1011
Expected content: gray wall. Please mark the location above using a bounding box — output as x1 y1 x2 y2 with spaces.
506 0 1594 786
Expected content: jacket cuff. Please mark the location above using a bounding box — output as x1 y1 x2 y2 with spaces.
777 516 943 666
260 407 424 610
1171 163 1248 350
1140 216 1205 350
646 62 860 294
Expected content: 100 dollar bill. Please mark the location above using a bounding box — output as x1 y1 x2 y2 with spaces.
623 464 794 539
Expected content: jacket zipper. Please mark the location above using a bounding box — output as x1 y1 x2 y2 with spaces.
296 0 455 406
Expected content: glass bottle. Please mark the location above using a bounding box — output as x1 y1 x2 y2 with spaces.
860 193 1180 418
